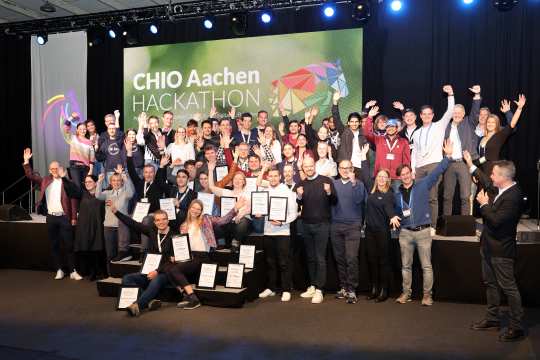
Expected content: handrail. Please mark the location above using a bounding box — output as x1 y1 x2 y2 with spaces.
10 188 33 205
1 175 27 194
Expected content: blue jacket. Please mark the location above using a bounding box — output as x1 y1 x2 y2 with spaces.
394 158 450 228
331 179 367 224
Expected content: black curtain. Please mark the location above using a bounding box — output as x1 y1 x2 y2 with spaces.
2 0 539 214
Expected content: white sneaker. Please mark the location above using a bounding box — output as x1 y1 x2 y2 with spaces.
430 227 436 237
281 292 291 302
311 289 324 304
300 286 316 298
70 271 83 281
258 288 276 298
54 269 65 280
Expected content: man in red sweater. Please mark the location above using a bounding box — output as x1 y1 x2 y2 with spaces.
363 108 410 192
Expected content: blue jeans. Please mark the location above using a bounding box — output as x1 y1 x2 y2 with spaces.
122 272 169 309
398 228 433 296
251 217 265 234
303 222 330 289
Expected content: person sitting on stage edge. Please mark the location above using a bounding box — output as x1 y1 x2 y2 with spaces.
393 139 454 306
22 148 82 281
463 151 526 342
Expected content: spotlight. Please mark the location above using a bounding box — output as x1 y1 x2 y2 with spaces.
36 32 48 45
323 4 336 18
352 0 371 22
87 28 103 47
493 0 518 11
260 11 272 24
390 0 403 12
203 16 214 30
149 23 159 34
230 12 247 36
108 28 117 39
40 1 56 13
463 0 475 4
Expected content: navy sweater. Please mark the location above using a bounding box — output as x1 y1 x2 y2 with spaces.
331 179 367 224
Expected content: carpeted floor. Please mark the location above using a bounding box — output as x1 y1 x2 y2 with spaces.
0 269 538 360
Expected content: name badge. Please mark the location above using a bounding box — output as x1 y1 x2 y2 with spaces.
141 198 149 203
386 153 395 161
402 209 411 218
479 156 487 164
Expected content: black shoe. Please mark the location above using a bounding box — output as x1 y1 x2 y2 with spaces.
178 294 201 310
111 251 133 263
147 299 162 311
375 288 388 303
346 292 358 304
470 319 501 331
499 328 525 342
366 286 378 300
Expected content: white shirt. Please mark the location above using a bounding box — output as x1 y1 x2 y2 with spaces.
45 178 64 214
263 183 298 236
188 224 210 252
270 140 283 164
165 142 195 165
411 96 455 169
351 130 362 168
449 123 463 160
316 158 337 177
494 182 517 204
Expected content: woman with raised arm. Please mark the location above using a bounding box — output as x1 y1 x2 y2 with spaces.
258 126 282 164
477 95 526 176
165 126 196 177
315 141 337 178
64 119 95 189
121 129 145 179
207 161 252 251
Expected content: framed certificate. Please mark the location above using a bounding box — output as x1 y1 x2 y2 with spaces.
172 234 191 262
197 263 218 289
239 244 256 269
197 192 215 215
251 191 269 216
132 202 150 222
117 286 140 310
245 177 258 193
225 263 245 289
215 165 229 182
159 198 176 220
220 196 236 216
269 197 288 222
140 253 162 274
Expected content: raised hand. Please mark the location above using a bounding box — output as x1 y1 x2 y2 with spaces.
392 101 404 111
220 134 232 149
310 106 319 119
360 143 370 156
23 148 33 164
124 138 133 157
98 173 105 183
234 197 247 211
365 100 377 109
228 106 236 119
233 149 239 163
209 104 217 118
278 122 285 136
195 136 204 150
304 109 313 124
57 166 66 178
252 145 262 157
368 106 380 118
257 134 266 146
462 150 473 167
207 160 216 171
114 110 121 119
157 134 166 150
443 85 454 96
476 189 489 207
514 94 526 110
138 112 148 127
469 85 481 95
500 99 511 113
159 154 170 168
443 138 454 157
323 183 331 195
278 103 286 117
114 164 124 174
332 91 341 105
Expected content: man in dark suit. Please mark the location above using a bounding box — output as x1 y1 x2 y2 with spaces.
463 151 525 342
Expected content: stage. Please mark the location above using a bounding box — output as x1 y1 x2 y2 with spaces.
2 215 540 306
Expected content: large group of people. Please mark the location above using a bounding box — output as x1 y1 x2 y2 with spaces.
22 84 527 341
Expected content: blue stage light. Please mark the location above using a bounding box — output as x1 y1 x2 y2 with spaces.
203 18 213 29
149 24 158 34
390 0 403 12
108 29 116 39
463 0 474 4
261 12 272 23
36 34 47 45
323 4 336 18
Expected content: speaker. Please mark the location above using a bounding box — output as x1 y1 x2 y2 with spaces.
436 215 476 237
0 205 32 221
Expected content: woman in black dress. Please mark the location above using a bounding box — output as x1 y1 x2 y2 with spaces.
365 169 401 302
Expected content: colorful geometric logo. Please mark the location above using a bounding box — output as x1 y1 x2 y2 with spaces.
41 90 83 144
270 59 349 117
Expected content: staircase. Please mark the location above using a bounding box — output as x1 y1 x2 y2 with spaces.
96 234 267 308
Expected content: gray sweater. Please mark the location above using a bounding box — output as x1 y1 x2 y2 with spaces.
96 174 135 227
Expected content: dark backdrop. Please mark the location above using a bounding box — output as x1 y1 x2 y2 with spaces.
1 0 539 214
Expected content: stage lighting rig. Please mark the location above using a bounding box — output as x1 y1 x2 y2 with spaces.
230 12 248 36
352 0 371 22
40 1 56 13
493 0 519 11
36 32 48 45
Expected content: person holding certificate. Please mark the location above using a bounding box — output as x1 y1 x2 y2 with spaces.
208 161 252 251
110 207 175 317
330 160 367 304
158 168 197 229
256 166 298 302
296 157 337 304
171 198 245 310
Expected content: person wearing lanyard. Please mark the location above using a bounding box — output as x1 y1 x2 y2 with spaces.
411 85 455 236
159 169 197 229
112 208 174 317
393 139 453 306
441 85 482 216
393 102 420 149
363 108 411 193
232 112 259 149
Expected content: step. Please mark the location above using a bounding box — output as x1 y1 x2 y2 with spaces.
244 233 264 250
210 248 265 267
97 277 246 308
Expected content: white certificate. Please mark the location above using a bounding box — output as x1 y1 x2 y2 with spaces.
140 253 162 274
239 245 256 269
197 192 215 215
172 234 191 262
159 198 177 220
225 263 245 289
269 197 288 222
220 196 236 216
132 202 151 222
117 287 139 309
251 191 269 216
197 263 218 289
245 177 258 193
215 165 229 182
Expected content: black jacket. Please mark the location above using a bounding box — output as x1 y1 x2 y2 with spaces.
127 155 166 213
332 104 368 164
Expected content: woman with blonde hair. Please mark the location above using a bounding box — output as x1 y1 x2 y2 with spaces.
365 169 401 303
165 126 196 181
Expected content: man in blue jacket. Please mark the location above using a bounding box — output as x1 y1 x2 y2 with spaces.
394 139 453 306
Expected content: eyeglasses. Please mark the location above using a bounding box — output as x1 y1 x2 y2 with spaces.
338 167 352 170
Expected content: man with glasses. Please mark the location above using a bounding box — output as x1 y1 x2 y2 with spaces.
330 160 367 304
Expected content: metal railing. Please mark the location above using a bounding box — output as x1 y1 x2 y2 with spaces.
1 176 34 213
